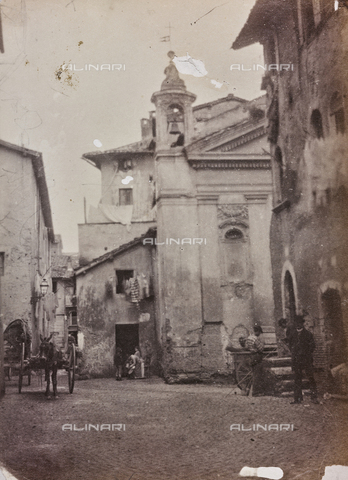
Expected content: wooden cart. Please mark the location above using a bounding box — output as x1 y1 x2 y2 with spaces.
4 319 32 386
4 319 76 394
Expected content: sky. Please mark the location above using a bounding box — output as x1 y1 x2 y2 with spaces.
0 0 263 252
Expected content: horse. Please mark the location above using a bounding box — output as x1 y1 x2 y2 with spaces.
39 334 62 398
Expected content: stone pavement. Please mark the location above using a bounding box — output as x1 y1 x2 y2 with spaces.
0 375 347 480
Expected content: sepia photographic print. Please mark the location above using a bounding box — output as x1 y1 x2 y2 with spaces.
0 1 348 479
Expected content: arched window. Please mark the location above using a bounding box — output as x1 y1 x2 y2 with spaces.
225 228 243 240
311 109 324 139
219 222 249 283
330 92 345 134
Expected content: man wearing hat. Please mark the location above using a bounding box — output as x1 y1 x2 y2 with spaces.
286 315 319 404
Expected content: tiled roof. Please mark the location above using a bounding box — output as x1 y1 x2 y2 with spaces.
52 254 79 278
185 117 266 154
193 93 248 111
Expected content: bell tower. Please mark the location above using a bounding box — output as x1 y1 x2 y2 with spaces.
151 51 196 150
151 53 203 380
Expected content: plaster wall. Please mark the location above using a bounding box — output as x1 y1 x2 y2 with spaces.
99 154 155 221
76 244 157 376
78 221 156 265
0 147 52 353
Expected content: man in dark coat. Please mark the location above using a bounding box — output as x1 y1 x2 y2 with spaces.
114 346 123 381
286 315 319 404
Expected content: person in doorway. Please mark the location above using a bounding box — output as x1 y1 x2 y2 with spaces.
114 346 123 381
133 346 144 378
286 315 319 404
125 353 137 379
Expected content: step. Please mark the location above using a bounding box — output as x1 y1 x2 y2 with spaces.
279 389 311 398
263 356 292 367
274 379 310 393
268 366 293 377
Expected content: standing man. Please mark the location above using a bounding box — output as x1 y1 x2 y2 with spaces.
286 315 319 404
114 346 123 381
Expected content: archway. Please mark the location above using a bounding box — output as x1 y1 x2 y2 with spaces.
321 288 347 367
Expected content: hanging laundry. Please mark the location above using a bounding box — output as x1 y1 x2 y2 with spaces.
124 279 131 296
129 277 140 307
143 277 150 297
137 274 145 300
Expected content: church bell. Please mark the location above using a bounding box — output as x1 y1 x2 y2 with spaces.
169 121 181 135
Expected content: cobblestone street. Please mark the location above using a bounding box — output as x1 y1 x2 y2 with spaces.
0 375 347 480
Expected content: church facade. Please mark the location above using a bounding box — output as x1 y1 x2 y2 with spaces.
76 54 275 381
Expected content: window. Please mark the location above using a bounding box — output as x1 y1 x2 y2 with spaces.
116 269 134 294
0 252 4 276
311 109 324 138
119 188 133 206
225 228 243 240
52 280 58 293
274 146 284 203
330 92 345 134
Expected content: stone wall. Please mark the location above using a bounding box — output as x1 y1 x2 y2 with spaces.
264 6 348 377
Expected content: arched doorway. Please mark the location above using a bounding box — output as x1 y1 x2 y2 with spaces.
284 271 296 325
321 289 347 368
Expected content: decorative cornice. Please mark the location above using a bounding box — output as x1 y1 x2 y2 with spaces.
187 153 271 170
244 193 270 204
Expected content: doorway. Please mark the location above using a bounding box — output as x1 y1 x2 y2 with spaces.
284 270 296 325
321 289 347 368
115 324 139 366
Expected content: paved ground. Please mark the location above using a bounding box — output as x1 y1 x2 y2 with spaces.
0 373 347 480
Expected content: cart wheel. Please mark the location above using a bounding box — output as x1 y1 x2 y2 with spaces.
236 360 253 395
68 343 76 394
18 343 25 394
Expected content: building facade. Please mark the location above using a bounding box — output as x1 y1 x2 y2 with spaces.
0 140 56 394
51 235 79 350
233 0 348 389
75 229 157 377
77 56 276 381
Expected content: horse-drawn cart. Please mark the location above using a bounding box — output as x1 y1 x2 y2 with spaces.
4 320 76 396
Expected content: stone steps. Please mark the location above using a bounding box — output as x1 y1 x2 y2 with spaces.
262 356 311 396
